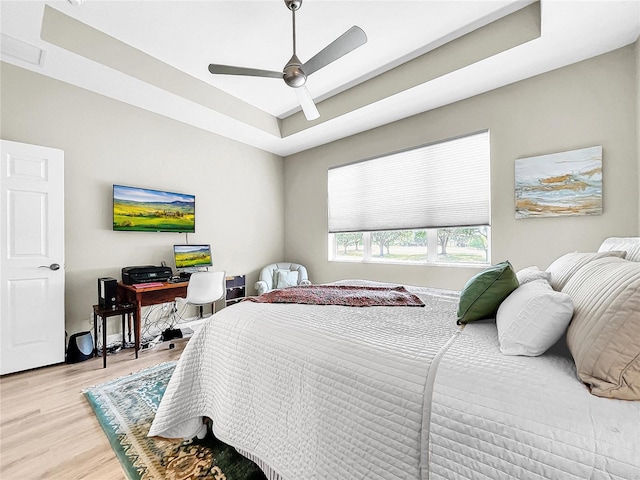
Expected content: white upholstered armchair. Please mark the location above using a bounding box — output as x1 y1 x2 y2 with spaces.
255 262 311 296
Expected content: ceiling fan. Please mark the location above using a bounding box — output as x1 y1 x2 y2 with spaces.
208 0 367 121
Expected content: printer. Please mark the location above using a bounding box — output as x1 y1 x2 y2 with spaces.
121 265 173 285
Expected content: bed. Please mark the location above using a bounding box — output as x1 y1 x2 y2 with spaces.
150 238 640 480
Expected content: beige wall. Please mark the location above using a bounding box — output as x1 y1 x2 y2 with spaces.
2 42 638 334
1 62 285 336
284 46 639 291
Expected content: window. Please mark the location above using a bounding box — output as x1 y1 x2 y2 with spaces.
330 227 490 265
328 131 490 266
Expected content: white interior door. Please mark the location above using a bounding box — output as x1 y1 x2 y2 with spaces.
0 139 65 375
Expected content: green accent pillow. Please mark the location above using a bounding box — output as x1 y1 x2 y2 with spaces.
457 261 519 324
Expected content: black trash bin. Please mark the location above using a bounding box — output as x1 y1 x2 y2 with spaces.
66 331 94 364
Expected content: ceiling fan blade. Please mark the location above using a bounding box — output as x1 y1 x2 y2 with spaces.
294 85 320 121
208 64 283 79
302 26 367 76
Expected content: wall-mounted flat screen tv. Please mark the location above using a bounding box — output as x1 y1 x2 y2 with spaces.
113 184 195 233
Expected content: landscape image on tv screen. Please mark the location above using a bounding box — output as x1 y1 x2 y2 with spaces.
113 185 195 233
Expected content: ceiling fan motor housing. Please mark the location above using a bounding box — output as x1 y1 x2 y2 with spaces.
284 55 306 87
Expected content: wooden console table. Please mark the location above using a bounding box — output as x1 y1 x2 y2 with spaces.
117 281 188 354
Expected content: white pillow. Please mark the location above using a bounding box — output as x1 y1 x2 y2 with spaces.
516 266 551 285
496 279 574 356
275 270 299 289
598 237 640 262
545 251 626 291
272 269 289 287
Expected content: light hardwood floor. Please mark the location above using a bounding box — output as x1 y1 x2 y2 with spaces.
0 339 188 479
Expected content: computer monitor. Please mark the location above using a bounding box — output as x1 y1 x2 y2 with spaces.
173 244 212 272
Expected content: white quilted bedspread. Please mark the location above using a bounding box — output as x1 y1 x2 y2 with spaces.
149 284 460 480
429 322 640 480
150 283 640 480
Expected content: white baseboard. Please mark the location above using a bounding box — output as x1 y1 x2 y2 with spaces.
106 332 126 345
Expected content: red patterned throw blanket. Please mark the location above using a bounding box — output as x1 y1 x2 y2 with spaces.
245 285 425 307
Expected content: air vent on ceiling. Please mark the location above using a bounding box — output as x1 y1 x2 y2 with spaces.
1 33 45 66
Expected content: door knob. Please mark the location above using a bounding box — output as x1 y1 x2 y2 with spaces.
39 263 61 271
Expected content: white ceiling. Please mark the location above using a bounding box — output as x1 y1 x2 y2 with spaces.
1 1 639 156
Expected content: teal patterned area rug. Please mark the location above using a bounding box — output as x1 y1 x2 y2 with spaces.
84 362 266 480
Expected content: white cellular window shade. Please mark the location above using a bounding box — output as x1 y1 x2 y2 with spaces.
328 131 490 233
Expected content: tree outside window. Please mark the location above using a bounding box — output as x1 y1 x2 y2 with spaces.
331 227 489 265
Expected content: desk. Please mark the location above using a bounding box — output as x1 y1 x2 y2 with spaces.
93 303 137 368
117 282 188 354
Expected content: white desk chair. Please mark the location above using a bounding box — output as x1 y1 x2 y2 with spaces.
176 271 226 319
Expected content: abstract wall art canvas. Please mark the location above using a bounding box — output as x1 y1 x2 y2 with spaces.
515 146 602 219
